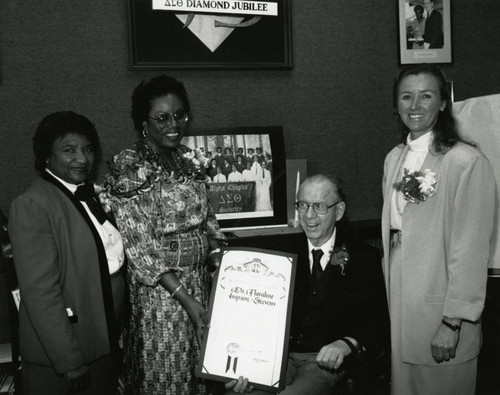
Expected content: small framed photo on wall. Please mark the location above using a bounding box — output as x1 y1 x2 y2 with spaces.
398 0 452 64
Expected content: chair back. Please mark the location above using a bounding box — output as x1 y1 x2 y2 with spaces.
0 208 20 371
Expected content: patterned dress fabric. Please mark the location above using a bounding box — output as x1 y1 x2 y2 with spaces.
101 141 225 395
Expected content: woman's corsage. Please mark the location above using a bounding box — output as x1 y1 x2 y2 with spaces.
329 243 350 276
177 150 208 182
393 168 437 203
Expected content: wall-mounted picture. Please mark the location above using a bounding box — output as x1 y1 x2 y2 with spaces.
398 0 451 64
182 126 287 231
128 0 292 69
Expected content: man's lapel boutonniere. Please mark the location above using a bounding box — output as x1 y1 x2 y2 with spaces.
329 243 350 276
393 168 437 204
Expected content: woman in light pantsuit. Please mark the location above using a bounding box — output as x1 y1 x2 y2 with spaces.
381 64 496 394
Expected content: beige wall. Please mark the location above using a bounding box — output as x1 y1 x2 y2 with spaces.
0 0 499 221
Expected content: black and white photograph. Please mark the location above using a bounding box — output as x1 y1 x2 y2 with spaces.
1 1 500 394
399 0 452 64
182 126 287 230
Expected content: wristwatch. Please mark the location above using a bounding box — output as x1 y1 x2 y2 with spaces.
442 319 461 332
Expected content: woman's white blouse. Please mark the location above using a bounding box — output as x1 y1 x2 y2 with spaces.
390 131 434 230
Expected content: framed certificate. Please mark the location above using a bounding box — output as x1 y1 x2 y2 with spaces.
197 247 297 392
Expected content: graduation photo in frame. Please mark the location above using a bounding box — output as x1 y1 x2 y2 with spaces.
182 126 287 231
197 247 297 392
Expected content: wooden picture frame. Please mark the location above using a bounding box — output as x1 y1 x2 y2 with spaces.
182 126 288 231
128 0 292 69
398 0 452 64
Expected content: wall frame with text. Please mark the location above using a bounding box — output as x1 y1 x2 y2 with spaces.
128 0 293 70
398 0 452 64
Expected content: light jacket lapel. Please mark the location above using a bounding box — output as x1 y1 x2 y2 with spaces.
419 145 442 174
381 145 409 298
387 145 408 194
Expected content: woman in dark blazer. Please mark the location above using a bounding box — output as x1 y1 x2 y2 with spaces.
9 111 125 395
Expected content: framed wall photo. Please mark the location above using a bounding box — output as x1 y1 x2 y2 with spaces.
182 126 288 231
127 0 292 69
398 0 452 64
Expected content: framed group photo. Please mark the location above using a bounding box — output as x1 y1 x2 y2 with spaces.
182 126 288 231
128 0 292 69
398 0 452 64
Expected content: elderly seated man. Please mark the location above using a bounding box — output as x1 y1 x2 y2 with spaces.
225 174 389 395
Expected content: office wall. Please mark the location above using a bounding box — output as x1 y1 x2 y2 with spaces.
0 0 499 221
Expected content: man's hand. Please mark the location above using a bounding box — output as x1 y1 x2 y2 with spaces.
316 339 351 370
224 376 254 393
431 321 460 363
63 364 90 392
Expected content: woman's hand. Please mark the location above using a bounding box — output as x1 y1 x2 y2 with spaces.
185 298 209 346
159 273 209 345
207 238 224 271
431 322 460 363
224 376 254 393
208 249 223 270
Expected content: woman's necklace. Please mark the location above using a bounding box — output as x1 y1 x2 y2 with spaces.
171 149 186 178
143 137 186 178
395 146 410 216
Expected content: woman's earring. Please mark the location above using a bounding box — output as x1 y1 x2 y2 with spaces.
142 128 147 138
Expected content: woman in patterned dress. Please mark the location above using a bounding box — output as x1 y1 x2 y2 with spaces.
101 75 226 394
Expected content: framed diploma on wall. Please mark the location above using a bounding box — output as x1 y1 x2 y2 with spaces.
197 247 297 392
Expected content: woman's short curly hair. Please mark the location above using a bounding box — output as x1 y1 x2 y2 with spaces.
131 74 191 133
33 111 101 173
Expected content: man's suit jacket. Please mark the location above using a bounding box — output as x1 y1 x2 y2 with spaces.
9 173 113 374
381 142 495 365
288 226 389 360
423 9 443 48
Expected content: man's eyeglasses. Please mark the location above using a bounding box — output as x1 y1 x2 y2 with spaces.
148 110 189 128
294 201 342 215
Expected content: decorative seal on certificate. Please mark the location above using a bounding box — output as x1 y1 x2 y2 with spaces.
225 342 242 373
